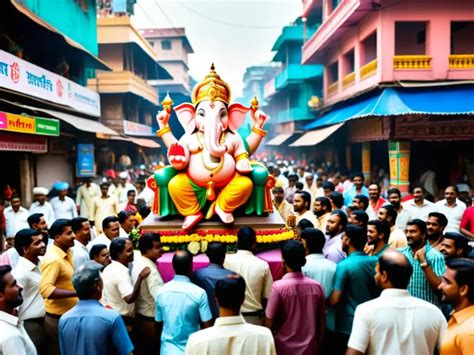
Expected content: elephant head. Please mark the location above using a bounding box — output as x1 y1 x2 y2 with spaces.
174 101 249 157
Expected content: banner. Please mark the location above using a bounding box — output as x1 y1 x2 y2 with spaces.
77 144 95 177
123 120 153 136
0 50 100 117
0 111 59 136
0 133 47 152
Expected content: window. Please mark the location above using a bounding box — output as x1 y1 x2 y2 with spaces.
328 61 339 83
395 22 427 55
161 40 172 50
343 48 355 75
451 22 474 54
361 32 377 65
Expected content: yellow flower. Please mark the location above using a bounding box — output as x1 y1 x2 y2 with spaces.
163 246 170 251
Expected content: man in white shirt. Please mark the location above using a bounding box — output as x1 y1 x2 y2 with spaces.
386 188 412 231
12 228 47 353
117 173 137 204
131 234 164 354
0 265 37 355
102 238 150 321
118 211 137 239
185 275 276 355
50 182 78 220
435 186 467 233
378 205 407 248
4 195 29 238
87 216 120 251
29 187 55 228
71 217 92 270
347 249 447 355
293 191 319 228
224 227 273 325
403 185 436 221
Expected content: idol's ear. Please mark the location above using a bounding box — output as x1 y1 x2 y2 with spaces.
174 103 196 135
227 103 250 132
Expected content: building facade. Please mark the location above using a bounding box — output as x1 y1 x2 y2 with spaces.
300 0 474 193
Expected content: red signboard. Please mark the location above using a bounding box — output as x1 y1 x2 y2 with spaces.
0 133 47 152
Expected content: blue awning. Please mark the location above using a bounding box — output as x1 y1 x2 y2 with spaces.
305 86 474 130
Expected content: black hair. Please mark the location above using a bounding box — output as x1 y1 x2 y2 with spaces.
50 219 72 239
300 228 326 254
354 194 369 209
381 204 398 224
102 216 119 231
27 213 44 228
378 252 413 289
352 210 369 226
215 276 246 311
295 182 304 190
352 172 364 180
109 237 129 260
281 240 306 271
444 233 470 257
367 220 390 243
387 188 401 198
14 228 42 256
272 186 284 193
297 218 314 230
118 211 135 224
100 182 110 189
138 233 161 254
446 185 459 194
127 189 136 196
345 224 367 250
411 184 425 193
0 265 12 293
406 219 427 235
71 217 88 233
322 181 335 192
206 242 227 265
237 226 256 251
329 191 344 209
295 190 311 210
288 174 298 182
89 244 108 260
172 250 193 275
428 212 448 228
446 258 474 302
330 209 348 228
315 196 332 212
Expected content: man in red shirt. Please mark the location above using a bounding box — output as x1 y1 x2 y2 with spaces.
460 204 474 240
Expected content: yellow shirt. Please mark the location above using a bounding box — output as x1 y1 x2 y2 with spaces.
39 245 77 315
441 305 474 355
90 195 119 233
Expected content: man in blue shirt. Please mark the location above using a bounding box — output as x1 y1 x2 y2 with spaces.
192 242 236 321
59 261 133 355
343 172 369 207
156 250 212 354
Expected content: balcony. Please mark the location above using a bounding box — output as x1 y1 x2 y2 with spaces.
360 59 377 80
275 64 323 90
393 55 432 70
342 72 355 88
449 55 474 69
87 71 158 104
327 82 339 97
274 107 315 124
264 78 277 99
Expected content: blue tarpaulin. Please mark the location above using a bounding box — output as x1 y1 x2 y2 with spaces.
305 86 474 130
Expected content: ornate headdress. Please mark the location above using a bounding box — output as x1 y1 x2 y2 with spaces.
192 64 231 106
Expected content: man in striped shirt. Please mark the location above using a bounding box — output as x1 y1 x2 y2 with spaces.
398 219 445 306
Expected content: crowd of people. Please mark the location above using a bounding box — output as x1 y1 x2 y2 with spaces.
0 161 473 355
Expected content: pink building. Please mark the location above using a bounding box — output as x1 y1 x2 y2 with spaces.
298 0 474 194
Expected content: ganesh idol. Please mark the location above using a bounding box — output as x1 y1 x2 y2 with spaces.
153 64 270 231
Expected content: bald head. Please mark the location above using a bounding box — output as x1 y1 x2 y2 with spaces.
378 250 413 289
172 250 193 276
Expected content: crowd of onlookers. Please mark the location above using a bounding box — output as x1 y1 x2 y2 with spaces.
0 161 473 355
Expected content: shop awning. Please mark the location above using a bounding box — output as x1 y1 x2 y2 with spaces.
305 86 474 130
126 137 160 148
290 123 344 147
10 0 111 71
266 133 294 146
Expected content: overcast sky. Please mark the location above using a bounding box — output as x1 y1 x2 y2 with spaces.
132 0 301 98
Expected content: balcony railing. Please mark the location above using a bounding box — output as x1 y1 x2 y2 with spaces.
342 72 355 88
327 81 338 96
360 59 377 80
449 54 474 69
393 55 432 70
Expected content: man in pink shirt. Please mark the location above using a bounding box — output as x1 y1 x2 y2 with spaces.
265 240 326 355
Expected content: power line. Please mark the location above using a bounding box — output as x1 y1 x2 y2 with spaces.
175 1 282 29
152 0 182 35
136 1 158 28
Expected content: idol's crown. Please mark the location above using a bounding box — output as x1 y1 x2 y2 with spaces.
192 64 231 106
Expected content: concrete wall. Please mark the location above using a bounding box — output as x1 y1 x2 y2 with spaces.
151 38 188 64
36 154 73 191
99 44 124 71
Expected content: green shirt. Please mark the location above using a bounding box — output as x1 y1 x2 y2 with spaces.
398 242 445 306
373 244 390 257
333 251 378 334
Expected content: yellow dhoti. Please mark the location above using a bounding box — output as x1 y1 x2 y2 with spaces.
168 172 253 217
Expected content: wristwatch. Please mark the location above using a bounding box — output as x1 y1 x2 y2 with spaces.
420 261 430 269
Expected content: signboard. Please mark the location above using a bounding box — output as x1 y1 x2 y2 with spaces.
76 144 95 177
0 111 59 136
0 50 100 117
0 133 47 152
123 120 153 136
394 116 474 140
